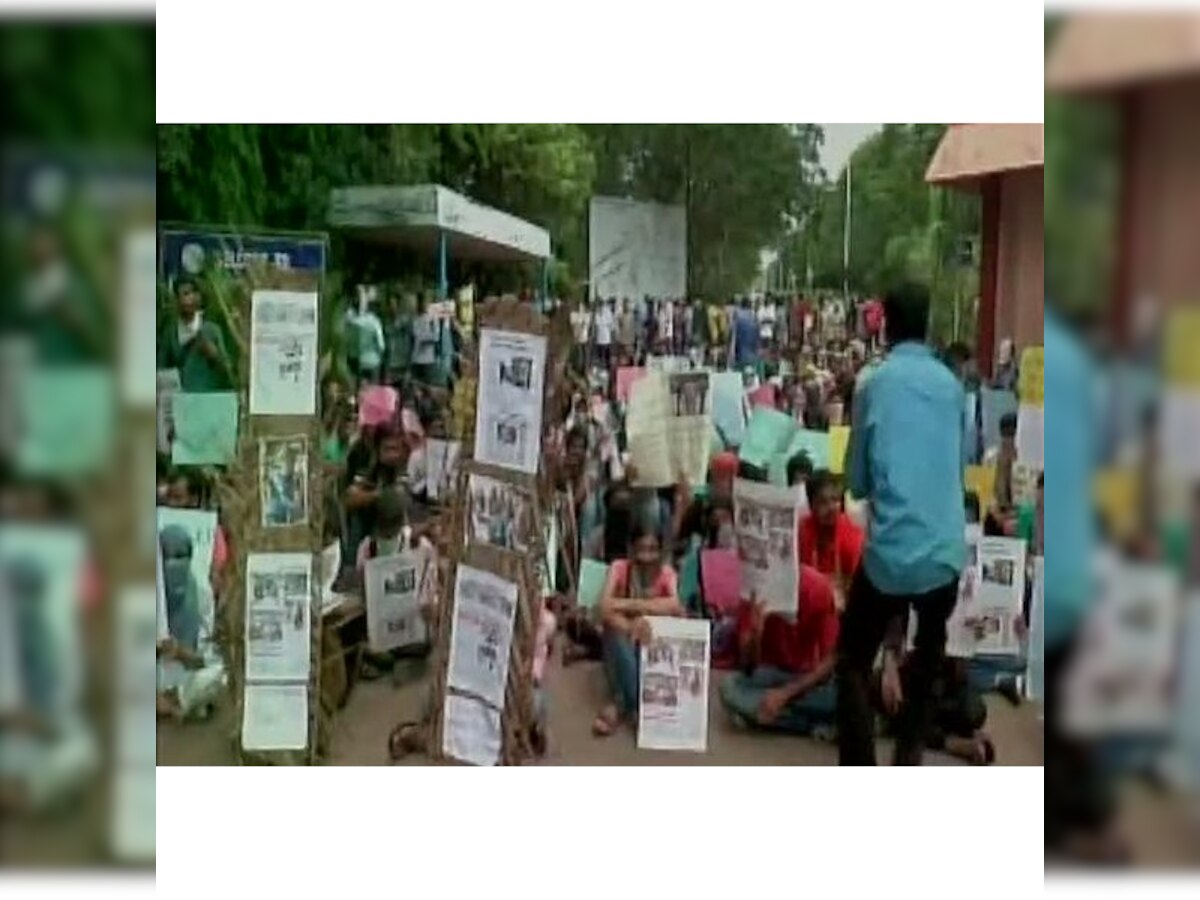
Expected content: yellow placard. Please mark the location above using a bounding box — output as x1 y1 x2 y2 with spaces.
964 465 996 513
1093 467 1139 542
1018 346 1044 407
829 426 851 475
1165 309 1200 387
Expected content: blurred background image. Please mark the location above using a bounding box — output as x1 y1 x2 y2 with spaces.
1043 12 1200 867
0 19 155 869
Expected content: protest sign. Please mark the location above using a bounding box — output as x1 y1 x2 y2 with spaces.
318 542 343 614
244 552 312 683
466 472 534 553
711 371 749 447
578 560 610 610
425 439 462 501
700 549 741 615
1027 557 1045 704
627 371 712 487
364 549 430 653
474 328 547 475
249 290 319 416
616 367 646 404
1018 347 1044 407
964 465 996 512
358 385 399 428
828 426 851 475
739 407 797 470
172 392 239 465
786 428 831 471
733 479 801 615
638 617 711 752
1065 562 1180 736
242 684 309 752
259 436 309 528
443 692 503 767
447 565 519 709
968 536 1028 656
17 366 115 476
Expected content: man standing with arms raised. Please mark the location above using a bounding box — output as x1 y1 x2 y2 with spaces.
838 282 966 765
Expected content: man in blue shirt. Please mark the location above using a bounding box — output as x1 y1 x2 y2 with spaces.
838 282 967 765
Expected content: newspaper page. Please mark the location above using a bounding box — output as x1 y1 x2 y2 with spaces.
249 289 319 416
637 616 711 752
970 536 1028 656
626 371 673 487
244 552 312 683
908 525 983 658
666 372 714 487
364 549 430 653
156 369 180 454
318 542 343 614
242 683 309 751
1027 557 1045 704
1065 562 1180 736
447 565 520 708
425 439 461 501
466 472 534 553
733 479 801 615
474 328 547 475
442 691 503 767
111 585 157 863
259 436 309 528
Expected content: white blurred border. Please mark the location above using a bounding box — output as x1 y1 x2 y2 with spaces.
157 0 1045 124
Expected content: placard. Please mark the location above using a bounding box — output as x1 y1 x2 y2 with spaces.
474 328 547 475
733 479 801 615
244 552 312 683
446 565 519 709
364 549 430 653
638 616 711 752
249 290 319 416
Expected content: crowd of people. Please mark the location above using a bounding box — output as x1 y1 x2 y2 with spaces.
155 279 1046 773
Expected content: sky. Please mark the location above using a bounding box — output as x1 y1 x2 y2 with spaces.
819 123 882 178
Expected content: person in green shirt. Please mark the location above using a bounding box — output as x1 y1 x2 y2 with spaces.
157 278 233 392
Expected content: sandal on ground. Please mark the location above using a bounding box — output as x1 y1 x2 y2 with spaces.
592 705 621 738
387 721 424 761
971 735 996 766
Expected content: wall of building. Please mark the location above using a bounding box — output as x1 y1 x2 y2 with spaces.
993 167 1045 355
1125 78 1200 314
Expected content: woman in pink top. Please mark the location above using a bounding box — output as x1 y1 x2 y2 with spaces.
593 521 684 737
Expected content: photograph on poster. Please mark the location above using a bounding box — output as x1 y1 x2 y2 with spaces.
260 436 309 528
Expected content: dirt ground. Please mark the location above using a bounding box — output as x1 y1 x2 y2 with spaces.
153 655 1200 869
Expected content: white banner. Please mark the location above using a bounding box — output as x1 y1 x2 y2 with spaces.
589 196 686 301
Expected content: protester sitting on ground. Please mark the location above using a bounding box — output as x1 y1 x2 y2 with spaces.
799 469 864 608
983 412 1020 538
352 489 439 681
719 563 839 736
343 425 409 571
593 520 684 737
161 468 229 578
671 451 739 550
875 642 996 766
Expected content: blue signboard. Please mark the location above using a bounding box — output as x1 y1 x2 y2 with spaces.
159 229 328 283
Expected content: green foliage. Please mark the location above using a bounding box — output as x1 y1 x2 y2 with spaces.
157 124 827 304
785 124 981 344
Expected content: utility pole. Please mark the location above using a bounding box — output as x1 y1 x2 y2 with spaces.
842 160 852 307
